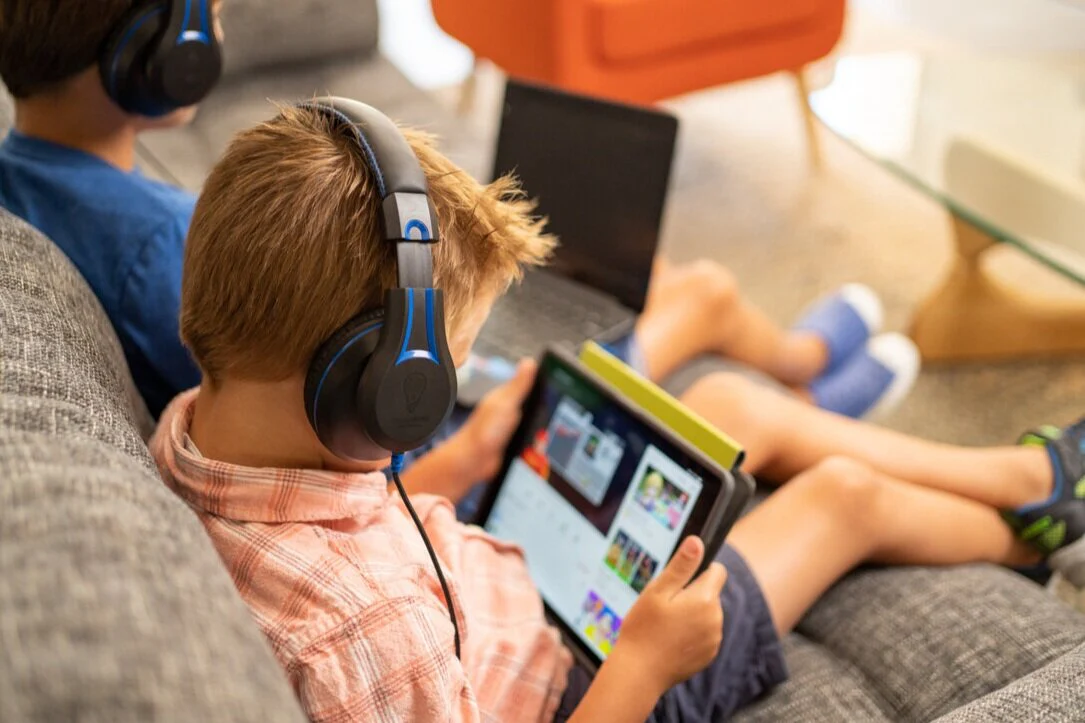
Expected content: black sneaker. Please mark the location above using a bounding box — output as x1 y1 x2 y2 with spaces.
1002 418 1085 588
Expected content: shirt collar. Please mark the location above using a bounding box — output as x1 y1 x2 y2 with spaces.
159 390 391 524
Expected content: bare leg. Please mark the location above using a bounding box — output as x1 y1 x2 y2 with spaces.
728 457 1038 634
680 373 1052 509
637 259 827 385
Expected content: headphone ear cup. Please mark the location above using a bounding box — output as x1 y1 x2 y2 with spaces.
145 12 223 111
304 310 387 461
359 289 457 454
100 2 171 116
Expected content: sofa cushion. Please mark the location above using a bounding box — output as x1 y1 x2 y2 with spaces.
734 636 894 721
219 0 380 80
798 564 1085 722
589 0 823 64
935 643 1085 722
0 211 307 723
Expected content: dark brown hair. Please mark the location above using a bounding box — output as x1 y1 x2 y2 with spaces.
0 0 137 98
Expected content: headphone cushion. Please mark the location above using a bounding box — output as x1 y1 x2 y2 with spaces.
100 2 170 116
304 310 386 460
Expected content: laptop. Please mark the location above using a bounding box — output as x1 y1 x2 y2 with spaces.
460 80 679 405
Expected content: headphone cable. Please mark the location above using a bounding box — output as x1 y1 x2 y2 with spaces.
390 453 462 660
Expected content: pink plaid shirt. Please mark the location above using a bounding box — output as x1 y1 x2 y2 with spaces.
151 390 572 723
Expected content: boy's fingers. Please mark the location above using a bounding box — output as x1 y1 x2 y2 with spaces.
650 537 704 595
477 358 535 410
513 358 537 393
684 561 728 600
475 360 536 446
494 358 537 406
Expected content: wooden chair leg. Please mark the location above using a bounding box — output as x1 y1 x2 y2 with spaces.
458 58 479 116
792 68 823 171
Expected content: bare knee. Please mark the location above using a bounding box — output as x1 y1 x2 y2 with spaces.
795 456 882 526
681 373 773 459
684 260 739 316
682 372 761 422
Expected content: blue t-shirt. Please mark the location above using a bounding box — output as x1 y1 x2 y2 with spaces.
0 131 199 417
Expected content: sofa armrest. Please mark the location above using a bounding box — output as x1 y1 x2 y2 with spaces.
934 643 1085 722
0 211 306 722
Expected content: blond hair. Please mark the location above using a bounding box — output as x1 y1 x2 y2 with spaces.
181 104 554 382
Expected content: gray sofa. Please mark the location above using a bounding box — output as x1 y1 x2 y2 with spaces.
3 2 1085 721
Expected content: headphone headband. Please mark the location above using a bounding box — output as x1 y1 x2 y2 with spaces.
164 0 214 46
300 98 440 289
301 98 456 461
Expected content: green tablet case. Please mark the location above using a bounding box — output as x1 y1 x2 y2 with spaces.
579 341 745 470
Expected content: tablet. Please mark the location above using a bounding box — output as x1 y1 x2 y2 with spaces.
476 348 753 672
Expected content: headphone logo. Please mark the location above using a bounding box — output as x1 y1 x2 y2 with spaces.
404 373 428 414
404 220 431 241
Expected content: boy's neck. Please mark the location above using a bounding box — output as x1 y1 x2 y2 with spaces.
14 78 139 171
189 378 388 475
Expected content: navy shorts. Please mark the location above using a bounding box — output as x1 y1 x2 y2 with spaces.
553 544 788 722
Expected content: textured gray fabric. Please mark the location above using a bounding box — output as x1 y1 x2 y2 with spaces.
729 563 1085 721
936 643 1085 722
733 636 893 722
0 211 307 723
219 0 379 80
799 565 1085 721
0 208 154 448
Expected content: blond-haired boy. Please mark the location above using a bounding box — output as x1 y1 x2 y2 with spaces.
152 103 1085 722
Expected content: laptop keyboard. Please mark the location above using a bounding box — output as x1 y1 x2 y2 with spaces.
474 272 635 361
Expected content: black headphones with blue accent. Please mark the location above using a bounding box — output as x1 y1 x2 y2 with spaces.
299 98 462 659
100 0 223 117
300 97 458 463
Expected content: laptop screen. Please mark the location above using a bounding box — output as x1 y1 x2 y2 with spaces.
492 80 679 313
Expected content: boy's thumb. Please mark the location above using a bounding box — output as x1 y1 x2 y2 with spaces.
652 537 704 595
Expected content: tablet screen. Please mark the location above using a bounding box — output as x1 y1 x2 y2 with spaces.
482 354 719 663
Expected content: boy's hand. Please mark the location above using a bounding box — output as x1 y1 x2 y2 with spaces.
610 537 727 694
396 360 534 502
455 359 536 482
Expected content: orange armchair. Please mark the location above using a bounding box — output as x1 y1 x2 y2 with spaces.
433 0 845 162
433 0 844 104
